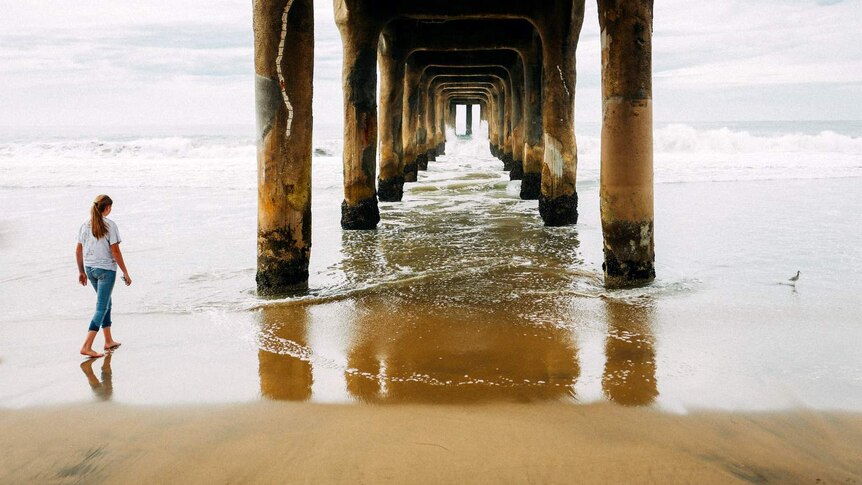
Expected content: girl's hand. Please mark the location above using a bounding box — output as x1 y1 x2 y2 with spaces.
122 274 132 286
79 273 88 286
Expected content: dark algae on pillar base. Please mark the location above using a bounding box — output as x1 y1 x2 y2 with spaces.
602 220 656 288
520 173 541 200
377 176 405 202
539 193 578 227
341 197 381 230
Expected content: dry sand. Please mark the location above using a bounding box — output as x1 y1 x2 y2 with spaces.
2 402 861 484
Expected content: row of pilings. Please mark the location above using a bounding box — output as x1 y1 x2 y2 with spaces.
253 0 656 295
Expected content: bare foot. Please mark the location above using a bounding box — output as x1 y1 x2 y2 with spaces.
104 342 122 351
81 349 104 359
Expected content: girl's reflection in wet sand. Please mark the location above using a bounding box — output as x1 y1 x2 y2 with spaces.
79 353 113 401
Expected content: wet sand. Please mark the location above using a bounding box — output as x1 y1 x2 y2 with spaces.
2 308 861 483
2 402 861 483
3 134 862 481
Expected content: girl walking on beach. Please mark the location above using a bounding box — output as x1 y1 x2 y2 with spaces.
75 195 132 358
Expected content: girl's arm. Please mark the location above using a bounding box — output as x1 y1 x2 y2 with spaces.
110 243 132 286
76 243 87 286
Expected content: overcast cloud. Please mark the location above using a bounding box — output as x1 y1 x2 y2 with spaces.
0 0 859 127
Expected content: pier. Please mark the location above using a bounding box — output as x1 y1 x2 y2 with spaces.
253 0 655 294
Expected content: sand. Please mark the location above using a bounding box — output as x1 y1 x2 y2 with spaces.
2 402 861 484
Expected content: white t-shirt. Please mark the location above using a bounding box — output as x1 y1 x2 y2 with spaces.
77 218 122 271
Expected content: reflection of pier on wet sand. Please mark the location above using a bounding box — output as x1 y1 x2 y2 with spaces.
257 298 662 406
1 301 862 482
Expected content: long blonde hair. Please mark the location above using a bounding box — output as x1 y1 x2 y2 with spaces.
91 194 113 239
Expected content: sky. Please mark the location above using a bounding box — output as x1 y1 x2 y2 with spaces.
0 0 860 128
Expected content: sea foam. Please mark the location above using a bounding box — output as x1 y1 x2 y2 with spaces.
0 124 859 189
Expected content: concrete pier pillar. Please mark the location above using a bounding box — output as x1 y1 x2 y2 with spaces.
402 58 422 182
377 27 405 202
435 95 446 155
424 83 437 161
414 71 430 172
509 58 526 181
495 87 507 163
521 32 544 199
465 104 473 136
501 80 514 171
336 9 380 229
598 0 655 287
488 98 499 157
538 0 585 226
253 0 314 294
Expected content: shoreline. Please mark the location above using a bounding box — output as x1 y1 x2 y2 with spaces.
2 401 861 483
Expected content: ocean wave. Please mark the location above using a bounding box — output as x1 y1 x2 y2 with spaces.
0 136 344 161
651 124 862 154
0 136 255 160
578 124 862 155
1 124 859 161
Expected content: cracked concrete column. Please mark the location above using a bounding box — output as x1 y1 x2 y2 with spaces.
598 0 655 287
538 0 585 226
521 32 544 199
377 26 405 202
253 0 314 295
335 3 380 229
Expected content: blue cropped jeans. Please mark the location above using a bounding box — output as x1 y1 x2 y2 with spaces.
85 267 115 332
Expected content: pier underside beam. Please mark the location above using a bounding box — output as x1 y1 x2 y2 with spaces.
253 0 314 295
436 78 504 156
393 18 534 179
598 0 656 287
437 85 496 146
412 49 539 173
425 69 513 164
442 91 492 139
430 74 507 158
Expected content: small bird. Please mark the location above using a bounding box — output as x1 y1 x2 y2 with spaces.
788 271 801 284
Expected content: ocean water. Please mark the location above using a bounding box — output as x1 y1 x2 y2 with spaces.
1 120 861 410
